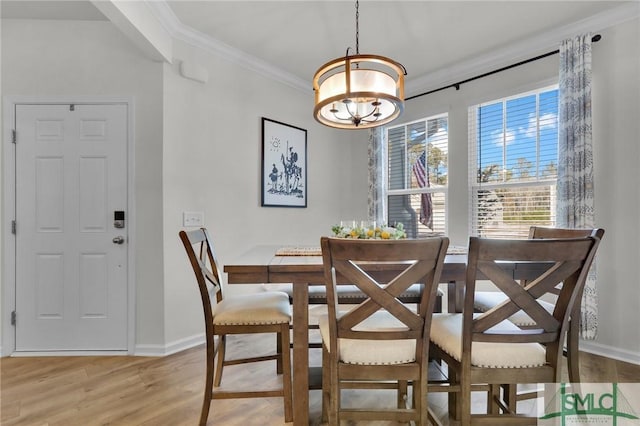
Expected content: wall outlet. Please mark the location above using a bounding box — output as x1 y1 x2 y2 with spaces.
183 211 204 227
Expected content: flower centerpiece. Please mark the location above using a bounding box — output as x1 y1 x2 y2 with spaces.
331 222 406 240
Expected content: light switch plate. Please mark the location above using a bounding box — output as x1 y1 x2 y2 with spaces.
183 211 204 227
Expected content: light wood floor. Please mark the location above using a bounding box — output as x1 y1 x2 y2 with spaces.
2 334 639 425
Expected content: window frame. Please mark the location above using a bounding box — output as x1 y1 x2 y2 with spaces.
468 84 559 238
385 113 449 237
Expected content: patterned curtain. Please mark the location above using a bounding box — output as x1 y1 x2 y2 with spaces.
557 33 597 340
368 127 385 224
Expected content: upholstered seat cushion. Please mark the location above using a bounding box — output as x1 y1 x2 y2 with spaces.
212 291 291 325
317 311 416 365
430 313 546 368
474 291 555 327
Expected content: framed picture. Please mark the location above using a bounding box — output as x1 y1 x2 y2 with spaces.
261 118 307 207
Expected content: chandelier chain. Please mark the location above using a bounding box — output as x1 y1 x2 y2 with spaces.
355 0 359 54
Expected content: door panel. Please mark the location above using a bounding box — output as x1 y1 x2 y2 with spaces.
15 104 128 351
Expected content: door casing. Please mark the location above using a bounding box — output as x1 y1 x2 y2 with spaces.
2 96 136 356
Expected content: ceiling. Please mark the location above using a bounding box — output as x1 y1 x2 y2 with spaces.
2 1 634 93
1 0 106 20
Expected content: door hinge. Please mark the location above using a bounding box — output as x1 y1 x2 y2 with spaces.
12 129 16 144
11 311 16 326
11 220 16 235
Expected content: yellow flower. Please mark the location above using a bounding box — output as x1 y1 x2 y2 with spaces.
380 231 391 239
350 230 359 238
366 229 374 238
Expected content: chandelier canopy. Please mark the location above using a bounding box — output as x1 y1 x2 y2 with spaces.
313 1 406 130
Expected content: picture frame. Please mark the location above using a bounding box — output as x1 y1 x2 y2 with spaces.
261 117 307 207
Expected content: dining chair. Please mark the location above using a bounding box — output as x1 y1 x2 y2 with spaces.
430 235 602 424
179 228 293 425
473 227 605 383
318 236 449 425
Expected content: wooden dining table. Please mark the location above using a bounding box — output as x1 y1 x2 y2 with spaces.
224 244 471 425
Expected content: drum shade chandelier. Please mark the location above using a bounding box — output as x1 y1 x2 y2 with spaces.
313 0 406 130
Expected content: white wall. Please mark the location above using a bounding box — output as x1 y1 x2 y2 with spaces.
2 15 637 362
589 18 640 361
401 18 640 362
161 40 367 346
0 18 368 354
1 20 166 349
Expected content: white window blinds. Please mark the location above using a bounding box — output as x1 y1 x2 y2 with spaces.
386 115 448 238
469 87 558 238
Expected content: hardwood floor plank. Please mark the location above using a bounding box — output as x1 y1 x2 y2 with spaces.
611 358 640 383
2 334 638 425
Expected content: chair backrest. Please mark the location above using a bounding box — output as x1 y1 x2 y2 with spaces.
529 226 605 241
179 228 224 327
527 227 604 293
463 235 602 362
320 236 449 359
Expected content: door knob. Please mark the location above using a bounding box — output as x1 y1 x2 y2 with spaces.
112 236 125 245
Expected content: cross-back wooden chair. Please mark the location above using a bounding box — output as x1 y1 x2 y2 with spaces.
179 228 293 425
430 235 602 425
474 227 605 383
318 236 449 425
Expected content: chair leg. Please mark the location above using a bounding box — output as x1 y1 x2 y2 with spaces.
276 332 283 374
398 380 408 408
567 315 581 383
414 378 428 426
214 334 226 387
488 384 501 414
280 324 293 423
321 345 330 423
200 337 215 426
460 375 471 425
448 368 460 421
506 384 517 413
328 350 339 426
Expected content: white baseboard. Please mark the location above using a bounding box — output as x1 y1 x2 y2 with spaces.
581 340 640 366
134 333 205 357
2 334 205 358
11 350 129 357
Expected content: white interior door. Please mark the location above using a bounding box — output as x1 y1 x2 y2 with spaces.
15 103 128 351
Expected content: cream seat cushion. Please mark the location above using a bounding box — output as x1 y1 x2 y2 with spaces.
212 291 291 325
317 311 416 365
474 291 555 327
430 313 546 368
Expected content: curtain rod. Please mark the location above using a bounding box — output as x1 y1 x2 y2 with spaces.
406 34 601 101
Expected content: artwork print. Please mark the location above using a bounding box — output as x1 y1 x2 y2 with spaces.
261 118 307 207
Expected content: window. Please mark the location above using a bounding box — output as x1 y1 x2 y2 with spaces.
386 114 448 238
469 86 558 238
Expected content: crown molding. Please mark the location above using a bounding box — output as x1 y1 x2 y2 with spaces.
146 1 638 97
145 0 310 92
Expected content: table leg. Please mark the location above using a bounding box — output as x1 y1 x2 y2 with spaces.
447 281 456 313
292 281 309 425
446 280 465 313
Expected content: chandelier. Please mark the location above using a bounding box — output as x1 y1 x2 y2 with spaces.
313 0 406 130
